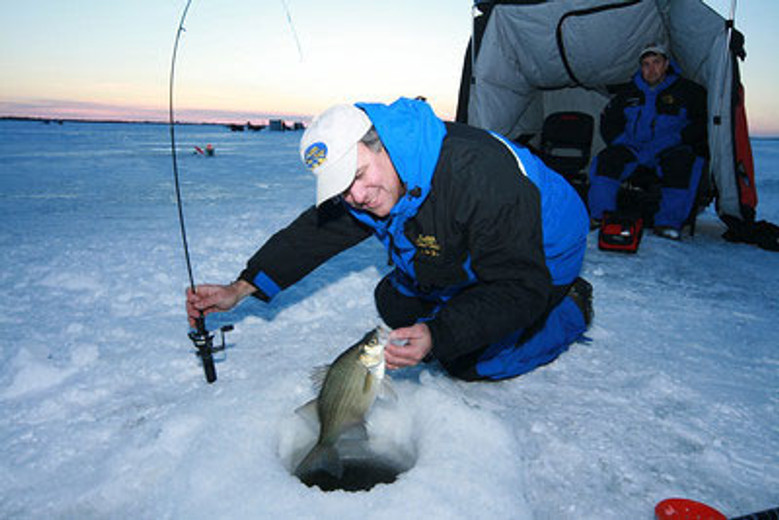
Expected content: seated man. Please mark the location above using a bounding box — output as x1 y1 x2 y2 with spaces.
588 43 707 241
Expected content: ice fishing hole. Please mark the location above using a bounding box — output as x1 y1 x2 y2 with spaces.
278 402 418 492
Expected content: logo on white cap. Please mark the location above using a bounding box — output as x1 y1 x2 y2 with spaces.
304 142 328 171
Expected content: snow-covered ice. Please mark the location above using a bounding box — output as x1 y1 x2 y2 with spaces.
0 119 777 519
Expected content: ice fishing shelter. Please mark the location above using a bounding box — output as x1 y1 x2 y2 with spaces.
456 0 758 228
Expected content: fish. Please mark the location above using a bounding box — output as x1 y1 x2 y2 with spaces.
294 325 393 482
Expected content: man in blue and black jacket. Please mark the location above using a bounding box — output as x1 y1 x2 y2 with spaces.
589 43 708 241
186 97 592 381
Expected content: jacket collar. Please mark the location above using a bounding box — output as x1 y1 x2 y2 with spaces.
633 60 681 93
346 98 447 230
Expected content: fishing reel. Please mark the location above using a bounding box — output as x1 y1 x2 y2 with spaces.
188 316 233 383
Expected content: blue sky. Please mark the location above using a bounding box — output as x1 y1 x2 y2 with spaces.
0 0 776 134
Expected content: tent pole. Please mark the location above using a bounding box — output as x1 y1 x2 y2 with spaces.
711 0 737 150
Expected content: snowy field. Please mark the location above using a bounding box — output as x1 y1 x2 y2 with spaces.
0 119 777 519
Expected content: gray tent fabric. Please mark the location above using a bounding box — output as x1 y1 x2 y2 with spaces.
459 0 750 224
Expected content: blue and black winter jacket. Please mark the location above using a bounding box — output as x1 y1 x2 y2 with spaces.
601 62 707 165
239 98 588 365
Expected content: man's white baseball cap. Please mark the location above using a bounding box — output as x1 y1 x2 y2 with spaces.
300 104 372 206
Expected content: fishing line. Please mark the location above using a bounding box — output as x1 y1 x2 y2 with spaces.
280 0 304 61
169 0 301 288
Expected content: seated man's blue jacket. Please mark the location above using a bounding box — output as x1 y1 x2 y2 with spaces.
601 62 707 166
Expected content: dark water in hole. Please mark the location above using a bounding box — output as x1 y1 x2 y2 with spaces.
291 436 417 492
297 456 407 492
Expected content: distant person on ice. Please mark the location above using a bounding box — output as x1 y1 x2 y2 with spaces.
186 97 592 381
588 43 708 241
194 144 215 157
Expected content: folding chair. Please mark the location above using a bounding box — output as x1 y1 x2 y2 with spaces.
539 111 595 206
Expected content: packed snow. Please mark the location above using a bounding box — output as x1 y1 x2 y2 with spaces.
0 119 777 519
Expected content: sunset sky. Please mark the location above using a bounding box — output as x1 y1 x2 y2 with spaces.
1 0 777 135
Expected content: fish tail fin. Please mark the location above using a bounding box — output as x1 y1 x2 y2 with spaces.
294 443 343 481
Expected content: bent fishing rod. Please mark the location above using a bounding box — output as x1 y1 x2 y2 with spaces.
169 0 231 383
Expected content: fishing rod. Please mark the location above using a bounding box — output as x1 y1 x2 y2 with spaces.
169 0 231 384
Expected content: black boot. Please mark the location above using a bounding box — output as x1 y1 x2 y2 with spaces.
568 277 593 326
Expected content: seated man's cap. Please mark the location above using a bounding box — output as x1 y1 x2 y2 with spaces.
640 43 669 61
299 104 372 206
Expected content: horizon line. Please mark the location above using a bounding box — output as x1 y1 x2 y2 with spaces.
0 114 309 128
0 98 318 127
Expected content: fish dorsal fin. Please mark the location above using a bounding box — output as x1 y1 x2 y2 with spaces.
309 364 330 391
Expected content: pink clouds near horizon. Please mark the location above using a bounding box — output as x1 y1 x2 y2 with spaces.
0 98 313 126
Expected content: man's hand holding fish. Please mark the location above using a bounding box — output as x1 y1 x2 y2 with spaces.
385 323 432 371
